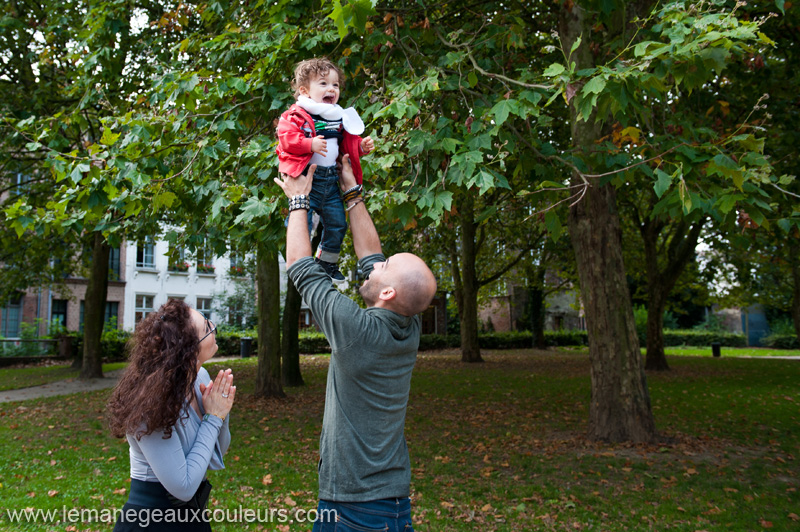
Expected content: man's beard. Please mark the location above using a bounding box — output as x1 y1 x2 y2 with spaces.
359 280 379 306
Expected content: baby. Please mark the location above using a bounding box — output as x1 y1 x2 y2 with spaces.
276 57 374 283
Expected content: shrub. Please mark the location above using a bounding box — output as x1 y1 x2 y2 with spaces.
544 329 588 346
662 330 746 347
761 334 799 349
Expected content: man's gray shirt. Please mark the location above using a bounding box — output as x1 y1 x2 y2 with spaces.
288 254 420 502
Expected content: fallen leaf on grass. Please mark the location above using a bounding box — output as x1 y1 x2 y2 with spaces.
113 488 126 495
760 519 773 528
262 474 272 485
47 490 58 497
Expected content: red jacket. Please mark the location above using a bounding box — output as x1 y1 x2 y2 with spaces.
276 104 365 184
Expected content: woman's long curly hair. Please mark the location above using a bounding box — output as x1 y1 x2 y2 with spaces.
108 299 200 440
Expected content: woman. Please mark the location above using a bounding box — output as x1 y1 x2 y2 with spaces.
108 299 235 531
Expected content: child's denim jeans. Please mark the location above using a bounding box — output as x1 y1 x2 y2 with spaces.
307 165 346 263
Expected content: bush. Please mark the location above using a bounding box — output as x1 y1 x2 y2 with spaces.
761 334 799 349
662 330 746 347
544 329 589 346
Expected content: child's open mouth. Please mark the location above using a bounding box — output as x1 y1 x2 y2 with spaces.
323 96 335 104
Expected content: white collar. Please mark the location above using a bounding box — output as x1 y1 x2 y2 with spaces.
296 96 365 135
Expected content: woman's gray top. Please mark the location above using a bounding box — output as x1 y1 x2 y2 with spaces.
126 367 231 501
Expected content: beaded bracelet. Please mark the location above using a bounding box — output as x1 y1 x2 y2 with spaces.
289 194 310 212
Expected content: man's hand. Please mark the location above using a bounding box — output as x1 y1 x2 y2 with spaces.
339 154 357 191
361 136 374 155
311 136 328 156
274 164 315 198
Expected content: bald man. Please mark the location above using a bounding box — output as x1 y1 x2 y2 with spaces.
275 155 436 532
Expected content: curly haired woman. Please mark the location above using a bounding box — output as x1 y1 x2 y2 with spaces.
108 299 235 531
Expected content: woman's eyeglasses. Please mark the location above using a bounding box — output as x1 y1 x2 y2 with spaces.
200 318 217 343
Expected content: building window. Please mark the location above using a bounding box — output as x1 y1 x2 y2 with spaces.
196 298 212 319
108 247 121 280
79 301 121 331
135 295 155 325
51 299 68 328
1 295 23 337
195 241 215 275
229 249 245 277
136 237 155 268
168 245 189 272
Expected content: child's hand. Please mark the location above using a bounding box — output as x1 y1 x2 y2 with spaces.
361 136 374 155
312 136 328 156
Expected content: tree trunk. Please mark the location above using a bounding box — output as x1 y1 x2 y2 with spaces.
792 253 800 345
255 247 285 398
456 193 482 363
529 267 547 349
281 277 304 387
640 217 705 371
280 224 320 387
80 232 109 379
644 292 670 371
561 2 656 443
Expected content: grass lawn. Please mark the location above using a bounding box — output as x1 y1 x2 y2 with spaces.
0 362 128 392
558 346 800 358
0 350 797 531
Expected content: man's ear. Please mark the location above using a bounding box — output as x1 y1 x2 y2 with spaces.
378 286 396 302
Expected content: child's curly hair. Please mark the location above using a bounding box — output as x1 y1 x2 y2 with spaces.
291 57 344 98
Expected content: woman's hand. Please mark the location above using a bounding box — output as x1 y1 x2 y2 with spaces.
200 369 235 420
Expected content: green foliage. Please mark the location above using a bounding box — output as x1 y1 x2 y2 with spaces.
761 333 799 349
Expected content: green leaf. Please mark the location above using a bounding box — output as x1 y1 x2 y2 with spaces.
100 128 121 146
544 210 562 240
653 169 672 198
777 218 792 233
543 63 565 77
468 71 478 88
776 0 785 14
582 76 607 96
490 99 519 126
570 36 582 55
229 78 247 95
153 191 177 211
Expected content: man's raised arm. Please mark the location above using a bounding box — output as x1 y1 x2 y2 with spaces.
274 165 314 269
338 154 382 260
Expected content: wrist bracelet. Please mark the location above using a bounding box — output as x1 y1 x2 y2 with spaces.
289 194 310 212
203 412 226 422
346 197 364 212
342 185 363 204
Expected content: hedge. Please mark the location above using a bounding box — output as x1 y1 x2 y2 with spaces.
761 334 799 349
54 327 758 362
660 330 746 347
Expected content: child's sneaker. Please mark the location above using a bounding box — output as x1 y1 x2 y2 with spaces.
315 258 346 284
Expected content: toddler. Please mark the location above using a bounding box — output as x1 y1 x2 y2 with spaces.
276 57 374 282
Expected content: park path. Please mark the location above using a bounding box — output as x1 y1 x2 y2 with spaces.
0 356 241 404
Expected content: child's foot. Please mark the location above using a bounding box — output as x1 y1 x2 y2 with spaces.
315 258 346 284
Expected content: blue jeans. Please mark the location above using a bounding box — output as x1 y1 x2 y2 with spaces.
311 498 414 532
308 165 347 263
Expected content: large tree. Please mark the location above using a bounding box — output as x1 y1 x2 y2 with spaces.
0 0 187 377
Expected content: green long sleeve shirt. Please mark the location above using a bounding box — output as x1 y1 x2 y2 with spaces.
288 254 420 502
